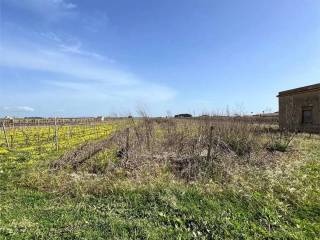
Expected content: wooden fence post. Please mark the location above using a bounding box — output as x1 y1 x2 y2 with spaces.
54 117 59 151
2 121 10 148
206 126 214 162
126 128 130 160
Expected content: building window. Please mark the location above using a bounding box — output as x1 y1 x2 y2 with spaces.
302 108 313 124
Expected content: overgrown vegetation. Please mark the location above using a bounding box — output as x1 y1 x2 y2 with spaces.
0 118 319 239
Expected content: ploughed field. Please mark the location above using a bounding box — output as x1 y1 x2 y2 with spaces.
0 118 319 239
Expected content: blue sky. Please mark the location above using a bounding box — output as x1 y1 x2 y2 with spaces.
1 0 320 117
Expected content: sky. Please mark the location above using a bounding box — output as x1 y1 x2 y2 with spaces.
0 0 320 117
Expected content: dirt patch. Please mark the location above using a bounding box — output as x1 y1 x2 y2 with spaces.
51 130 127 170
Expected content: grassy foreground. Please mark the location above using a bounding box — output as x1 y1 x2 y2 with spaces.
0 124 319 239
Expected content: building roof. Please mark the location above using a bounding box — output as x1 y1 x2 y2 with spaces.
278 83 320 97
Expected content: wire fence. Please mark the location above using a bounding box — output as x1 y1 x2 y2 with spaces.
0 119 124 154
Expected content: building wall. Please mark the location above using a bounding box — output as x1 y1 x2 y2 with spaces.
279 91 320 132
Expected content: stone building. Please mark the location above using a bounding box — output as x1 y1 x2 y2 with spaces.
278 83 320 132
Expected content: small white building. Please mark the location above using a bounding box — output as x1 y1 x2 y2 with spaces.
97 116 105 121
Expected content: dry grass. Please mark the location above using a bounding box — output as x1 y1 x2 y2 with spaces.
3 117 319 239
49 116 295 185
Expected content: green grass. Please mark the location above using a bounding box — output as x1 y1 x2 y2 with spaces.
0 127 319 239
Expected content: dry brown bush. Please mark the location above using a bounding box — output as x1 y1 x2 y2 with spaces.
53 115 292 184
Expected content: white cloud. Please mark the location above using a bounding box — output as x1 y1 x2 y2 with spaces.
0 32 177 106
11 0 76 11
3 0 77 20
41 32 63 43
47 80 176 102
38 32 112 61
3 106 35 112
0 2 177 115
0 44 138 86
59 42 112 62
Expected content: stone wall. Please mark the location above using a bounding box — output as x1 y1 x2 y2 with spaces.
279 91 320 132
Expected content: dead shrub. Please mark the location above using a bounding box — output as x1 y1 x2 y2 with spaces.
52 115 288 184
266 131 296 152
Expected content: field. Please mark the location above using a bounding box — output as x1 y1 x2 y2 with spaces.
0 117 319 239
